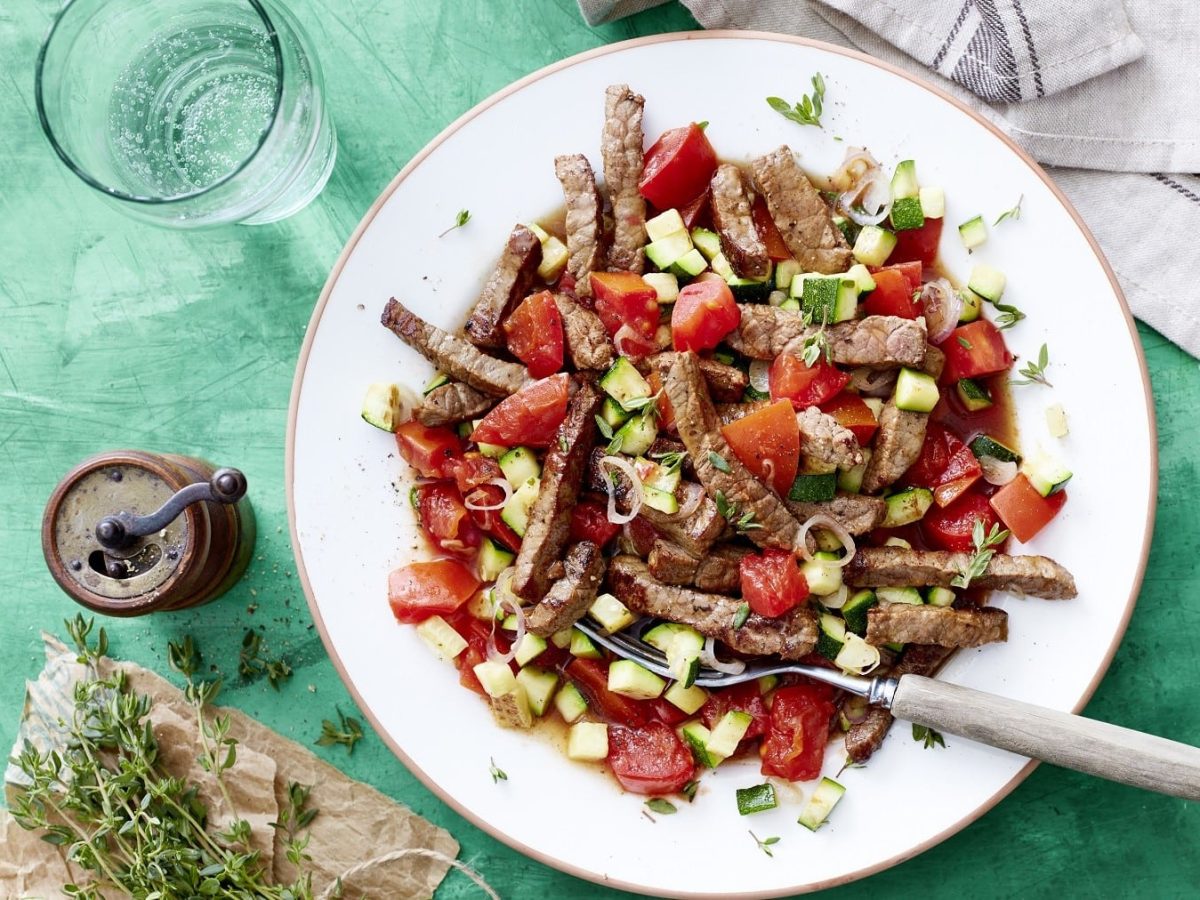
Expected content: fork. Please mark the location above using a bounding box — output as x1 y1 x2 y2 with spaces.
572 620 1200 800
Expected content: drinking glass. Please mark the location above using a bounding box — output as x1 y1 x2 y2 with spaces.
35 0 336 227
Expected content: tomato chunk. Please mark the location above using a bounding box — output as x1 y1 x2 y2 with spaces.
989 474 1068 543
395 422 463 479
449 453 504 493
940 321 1013 383
904 425 982 508
471 374 570 448
751 195 792 261
568 499 621 548
414 481 481 556
890 217 943 268
504 290 563 379
701 681 770 742
720 398 799 495
678 190 710 230
739 549 810 618
590 271 660 355
608 722 695 795
565 658 651 727
671 279 740 352
862 267 922 319
760 684 836 782
769 354 851 410
921 489 1001 553
819 392 879 445
388 560 480 624
639 123 719 211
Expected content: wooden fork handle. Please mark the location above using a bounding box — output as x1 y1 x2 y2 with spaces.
891 675 1200 801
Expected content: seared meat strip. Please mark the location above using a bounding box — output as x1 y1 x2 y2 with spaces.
464 225 542 348
607 556 817 658
797 406 862 472
645 353 748 403
555 154 605 297
867 604 1008 648
526 541 606 635
751 146 851 274
555 294 614 370
710 163 770 278
922 344 945 379
663 352 801 550
785 493 887 535
716 400 772 426
416 382 494 427
845 547 1078 599
602 84 647 273
511 382 602 601
725 307 928 367
648 540 748 593
381 299 529 397
845 645 952 762
861 399 927 493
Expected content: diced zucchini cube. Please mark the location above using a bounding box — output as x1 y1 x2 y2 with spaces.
641 484 678 514
690 227 723 261
816 612 847 660
537 235 569 282
956 378 993 412
1022 447 1073 496
569 628 603 659
554 681 588 723
846 263 876 293
801 558 844 596
705 710 753 759
797 777 846 831
646 231 694 270
926 586 956 608
968 263 1007 302
472 660 517 698
500 476 540 537
477 537 515 583
959 288 982 322
789 472 837 502
774 259 802 293
876 585 924 605
890 196 925 231
918 186 945 219
361 382 403 432
841 590 878 636
891 159 919 200
894 368 940 413
679 721 723 768
599 357 652 409
589 592 635 633
882 488 933 527
513 632 548 667
566 722 609 761
643 271 679 303
837 450 871 494
515 666 558 716
498 446 541 488
664 681 709 715
1046 403 1069 438
550 628 574 649
611 412 658 457
852 225 897 267
709 251 735 280
607 659 666 700
958 215 988 250
646 209 687 242
415 615 468 661
600 395 633 430
668 248 708 278
757 674 779 694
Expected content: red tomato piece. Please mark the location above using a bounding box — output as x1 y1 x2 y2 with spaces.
933 446 983 508
678 190 710 230
651 698 690 727
671 279 740 352
415 481 481 556
819 392 879 445
751 195 792 261
448 610 510 694
453 478 522 552
720 398 800 495
862 267 922 319
608 722 695 795
638 123 719 211
565 658 651 727
940 320 1014 383
701 681 770 742
760 684 836 782
568 499 622 549
455 643 488 695
905 423 959 487
921 489 1002 552
989 474 1068 543
590 272 660 355
471 374 570 448
503 290 563 379
449 453 504 494
769 354 851 410
739 549 810 618
388 560 480 624
890 217 944 268
394 421 463 479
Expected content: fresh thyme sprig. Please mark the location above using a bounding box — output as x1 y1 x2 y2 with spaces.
438 209 471 237
708 451 732 473
650 449 686 474
766 74 826 128
489 757 508 784
951 518 1010 589
801 306 832 367
912 723 947 749
316 706 364 754
239 629 292 690
994 195 1024 226
750 830 781 857
990 298 1026 330
714 491 763 533
1011 343 1052 387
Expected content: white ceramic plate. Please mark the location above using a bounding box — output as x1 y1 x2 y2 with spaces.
288 33 1155 898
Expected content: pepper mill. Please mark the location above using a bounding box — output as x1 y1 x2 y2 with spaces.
41 451 256 616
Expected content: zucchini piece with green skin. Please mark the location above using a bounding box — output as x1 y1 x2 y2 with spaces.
926 586 956 608
608 659 667 700
472 660 518 698
918 186 945 218
837 450 871 494
636 457 682 494
679 721 722 768
498 446 540 488
736 783 779 815
611 412 658 456
589 592 636 633
644 272 679 303
852 225 897 267
970 434 1021 463
959 289 982 322
757 674 779 694
641 484 679 514
422 372 450 395
554 682 588 723
774 259 802 293
797 777 846 831
500 476 539 536
890 196 925 231
512 632 549 668
882 487 933 527
710 252 736 280
600 395 633 430
415 615 468 660
515 666 558 715
549 628 573 649
690 227 723 261
1022 448 1073 496
566 722 609 761
789 472 838 502
816 612 847 660
894 368 940 413
569 628 603 659
456 421 473 440
664 681 708 715
599 357 652 408
841 590 878 636
644 622 704 687
646 209 687 242
835 215 861 247
727 273 775 303
645 231 694 270
968 263 1007 302
846 263 876 293
477 538 515 582
891 160 919 199
706 710 753 758
876 586 923 605
956 378 993 411
361 382 404 431
802 558 844 597
669 248 708 277
799 277 839 320
473 420 506 459
958 215 988 250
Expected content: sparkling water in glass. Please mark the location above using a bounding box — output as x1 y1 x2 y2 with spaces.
36 0 336 227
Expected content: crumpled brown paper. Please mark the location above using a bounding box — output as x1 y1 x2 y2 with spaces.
1 636 459 898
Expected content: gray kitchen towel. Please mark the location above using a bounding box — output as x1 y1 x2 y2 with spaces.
577 0 1200 355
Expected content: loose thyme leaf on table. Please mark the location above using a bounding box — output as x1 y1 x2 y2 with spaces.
1011 342 1053 387
316 706 365 754
951 518 1010 589
766 73 826 128
438 208 471 237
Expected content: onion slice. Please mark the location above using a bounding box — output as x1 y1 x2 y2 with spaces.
599 456 643 525
980 455 1018 486
848 367 897 398
675 482 703 519
839 169 893 227
822 583 850 610
843 694 870 725
794 514 857 568
834 632 881 676
487 578 525 664
748 360 772 394
700 636 746 675
919 278 963 345
464 477 512 511
830 147 880 192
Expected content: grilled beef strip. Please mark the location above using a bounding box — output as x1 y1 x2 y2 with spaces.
845 644 952 762
381 299 530 397
866 604 1008 648
663 352 801 550
921 344 946 379
710 163 771 278
645 353 748 403
797 406 862 472
751 146 852 274
861 399 927 494
511 382 602 601
602 84 647 273
784 493 887 535
845 547 1078 599
607 556 818 658
647 540 748 593
725 307 928 366
526 541 607 635
415 382 495 426
555 294 614 370
554 154 605 297
463 225 542 348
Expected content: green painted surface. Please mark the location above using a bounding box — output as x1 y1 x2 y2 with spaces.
1 1 1197 896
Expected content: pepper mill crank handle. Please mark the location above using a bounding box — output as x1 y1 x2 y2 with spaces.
94 468 247 549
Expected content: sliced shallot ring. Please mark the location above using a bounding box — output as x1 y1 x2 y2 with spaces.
701 636 746 675
464 478 512 511
980 455 1018 486
599 455 643 525
830 147 880 192
487 586 525 665
839 168 893 226
920 277 963 345
794 514 857 567
675 483 703 518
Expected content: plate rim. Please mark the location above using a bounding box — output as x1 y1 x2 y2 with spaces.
286 30 1158 898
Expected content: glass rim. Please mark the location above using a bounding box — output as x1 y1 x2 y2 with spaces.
34 0 285 206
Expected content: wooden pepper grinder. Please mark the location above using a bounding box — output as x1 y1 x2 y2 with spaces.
41 451 256 616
